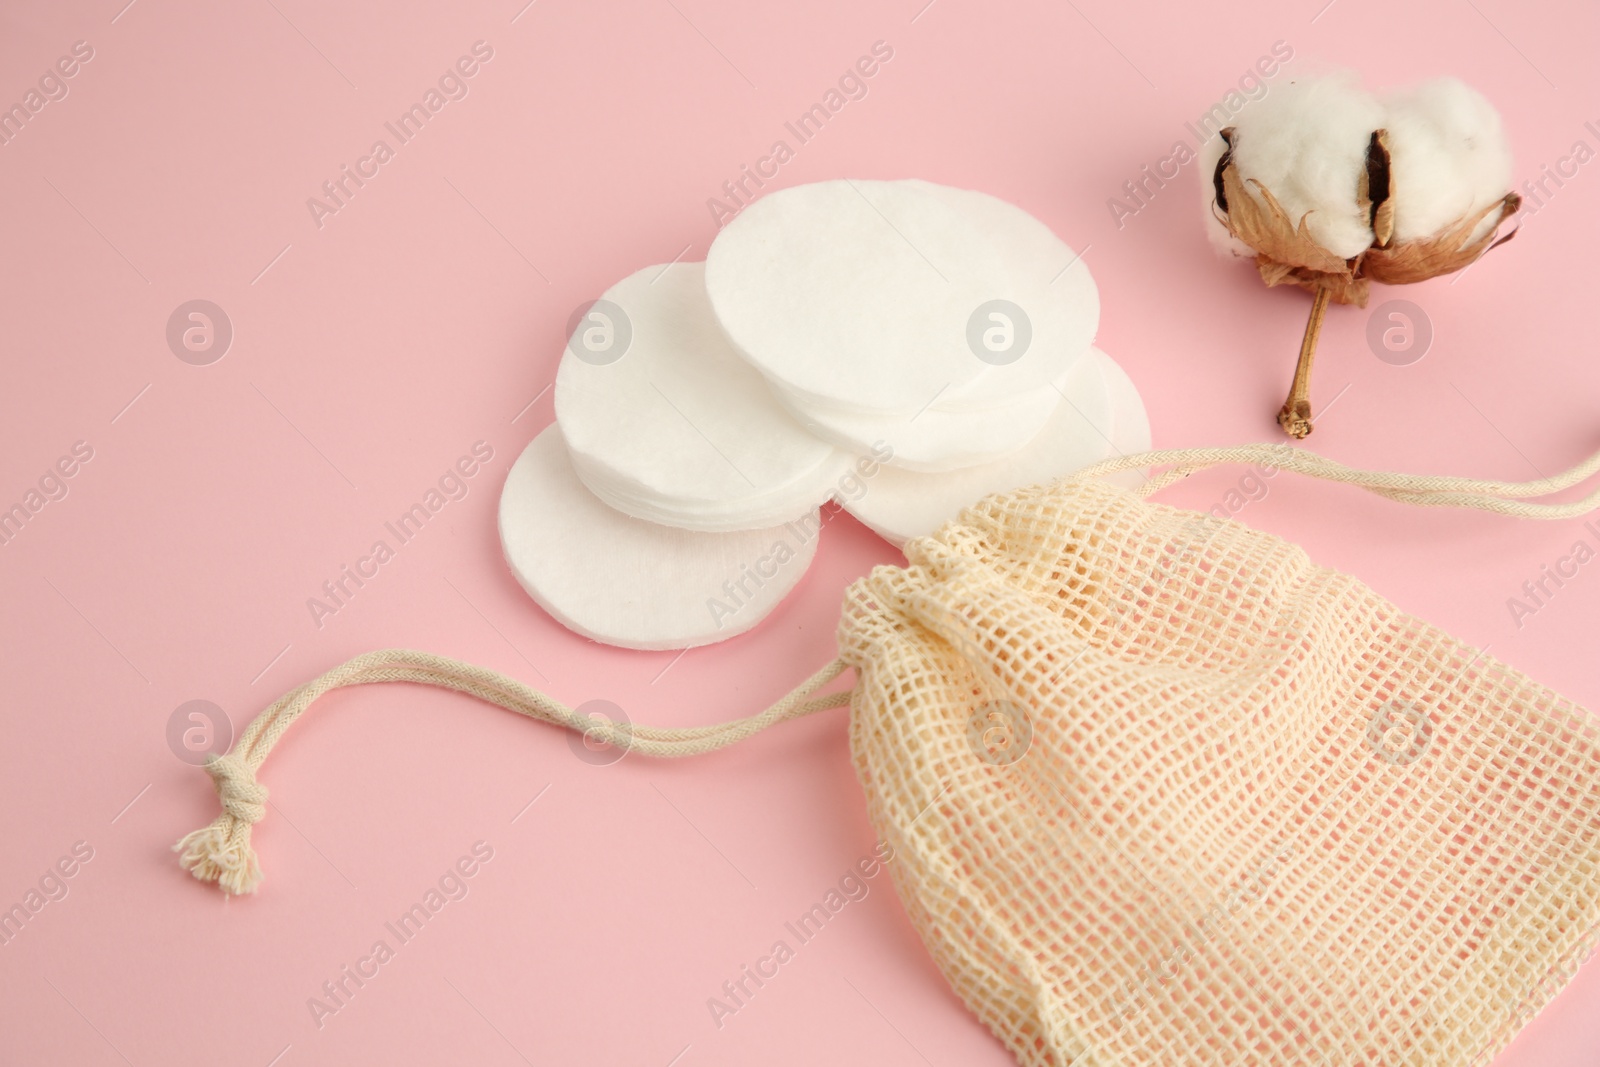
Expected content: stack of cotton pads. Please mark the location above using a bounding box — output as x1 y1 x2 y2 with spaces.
499 179 1150 650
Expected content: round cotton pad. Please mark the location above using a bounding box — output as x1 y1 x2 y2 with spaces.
775 365 1077 474
920 182 1099 410
499 426 821 650
1099 347 1153 492
556 262 848 532
705 179 1012 416
571 443 853 533
844 348 1133 546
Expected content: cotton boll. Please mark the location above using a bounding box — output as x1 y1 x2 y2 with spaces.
1200 68 1518 439
1199 131 1256 259
1227 73 1385 258
1381 78 1514 243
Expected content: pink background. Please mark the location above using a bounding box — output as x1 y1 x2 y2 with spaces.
2 0 1597 1064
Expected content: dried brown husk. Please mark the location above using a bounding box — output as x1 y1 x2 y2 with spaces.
1255 260 1370 306
1363 192 1521 283
1219 166 1349 275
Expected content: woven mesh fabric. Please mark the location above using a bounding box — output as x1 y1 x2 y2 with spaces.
839 473 1600 1067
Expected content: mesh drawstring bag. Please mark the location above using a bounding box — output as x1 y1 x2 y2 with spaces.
177 443 1600 1067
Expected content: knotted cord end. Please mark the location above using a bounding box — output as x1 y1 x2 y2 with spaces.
173 754 268 896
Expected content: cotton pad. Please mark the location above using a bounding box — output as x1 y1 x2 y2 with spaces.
571 443 854 533
499 426 821 650
705 179 1013 416
758 183 1098 471
919 182 1099 409
556 262 850 532
845 347 1138 545
1099 344 1153 492
776 365 1075 474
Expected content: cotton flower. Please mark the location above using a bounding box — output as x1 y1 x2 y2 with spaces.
1202 73 1519 437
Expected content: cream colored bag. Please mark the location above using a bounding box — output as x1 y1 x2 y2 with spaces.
177 444 1600 1067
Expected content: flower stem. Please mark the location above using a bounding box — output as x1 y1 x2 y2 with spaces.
1278 286 1330 439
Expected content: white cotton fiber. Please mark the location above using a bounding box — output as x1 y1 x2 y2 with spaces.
1220 73 1385 258
1199 131 1257 259
556 262 849 532
844 348 1136 545
1380 78 1513 243
1203 71 1515 260
498 426 820 650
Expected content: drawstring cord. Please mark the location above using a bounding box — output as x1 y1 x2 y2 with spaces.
174 652 849 895
1079 441 1600 518
177 441 1600 895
